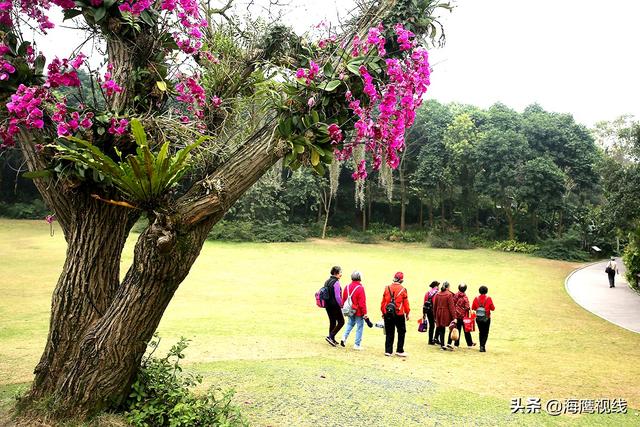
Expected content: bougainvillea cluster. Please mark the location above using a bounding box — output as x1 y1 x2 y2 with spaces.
0 50 101 145
0 1 215 148
118 0 207 55
298 22 431 181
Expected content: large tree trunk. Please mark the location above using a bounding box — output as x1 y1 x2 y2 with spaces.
26 126 285 417
50 217 213 416
29 194 137 401
18 132 140 400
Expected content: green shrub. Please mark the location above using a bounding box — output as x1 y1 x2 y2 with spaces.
207 220 260 242
533 232 591 261
124 336 246 427
427 230 474 249
207 220 309 243
492 240 538 254
0 200 48 219
533 243 590 262
347 230 379 244
623 227 640 289
253 222 308 242
386 228 426 243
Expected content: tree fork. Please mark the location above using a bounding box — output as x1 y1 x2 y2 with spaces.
43 133 287 416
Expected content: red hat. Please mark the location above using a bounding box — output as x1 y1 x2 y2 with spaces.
393 272 404 282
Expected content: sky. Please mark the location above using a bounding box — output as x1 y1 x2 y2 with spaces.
40 0 640 127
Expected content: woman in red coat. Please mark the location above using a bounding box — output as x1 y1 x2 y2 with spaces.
432 281 456 351
472 285 495 353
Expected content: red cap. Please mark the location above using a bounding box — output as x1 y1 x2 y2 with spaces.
394 272 404 282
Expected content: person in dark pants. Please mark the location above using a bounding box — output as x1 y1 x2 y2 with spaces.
453 283 476 347
323 266 344 346
423 281 440 345
472 285 495 353
605 257 619 288
432 281 456 351
380 272 410 357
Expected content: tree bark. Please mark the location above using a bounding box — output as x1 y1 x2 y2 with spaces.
18 132 140 400
29 194 137 401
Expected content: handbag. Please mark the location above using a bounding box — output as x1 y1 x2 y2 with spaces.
450 326 460 342
418 317 428 332
463 316 474 332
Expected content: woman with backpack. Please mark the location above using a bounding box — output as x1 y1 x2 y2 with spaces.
340 271 368 350
380 272 410 357
453 283 476 348
323 266 344 347
471 285 495 353
423 281 440 345
432 281 456 351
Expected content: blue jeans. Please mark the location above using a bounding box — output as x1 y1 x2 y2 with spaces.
343 315 364 346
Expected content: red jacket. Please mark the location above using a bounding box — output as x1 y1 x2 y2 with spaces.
380 283 410 316
454 291 470 320
433 290 455 327
342 281 367 317
472 295 495 318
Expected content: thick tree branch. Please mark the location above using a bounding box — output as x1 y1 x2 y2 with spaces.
176 123 286 227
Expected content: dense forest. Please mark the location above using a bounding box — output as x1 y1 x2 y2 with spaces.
3 99 640 266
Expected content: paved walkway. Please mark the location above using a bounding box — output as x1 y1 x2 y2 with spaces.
566 258 640 333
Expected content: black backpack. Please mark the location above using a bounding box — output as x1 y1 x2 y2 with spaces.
475 297 488 323
321 277 337 306
385 286 396 318
423 291 435 315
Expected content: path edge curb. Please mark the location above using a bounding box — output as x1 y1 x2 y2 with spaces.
564 259 640 334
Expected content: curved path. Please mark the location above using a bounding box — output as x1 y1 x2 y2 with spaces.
566 258 640 333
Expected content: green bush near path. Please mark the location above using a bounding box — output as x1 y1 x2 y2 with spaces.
1 219 639 426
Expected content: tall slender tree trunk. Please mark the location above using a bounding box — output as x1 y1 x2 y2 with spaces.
399 153 407 232
505 207 515 240
419 199 423 228
557 210 564 238
367 180 372 226
321 189 331 239
428 199 434 228
440 186 446 230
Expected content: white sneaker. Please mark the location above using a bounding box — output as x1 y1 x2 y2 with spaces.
384 352 392 356
396 352 407 357
353 345 364 350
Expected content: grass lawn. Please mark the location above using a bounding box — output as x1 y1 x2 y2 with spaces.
1 218 640 426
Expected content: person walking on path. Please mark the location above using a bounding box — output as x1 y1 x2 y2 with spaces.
423 281 440 345
472 285 495 353
380 272 410 357
324 266 344 347
453 283 476 348
341 271 369 350
433 281 456 351
605 257 619 288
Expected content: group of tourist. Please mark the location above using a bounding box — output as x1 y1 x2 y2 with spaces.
320 266 495 355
